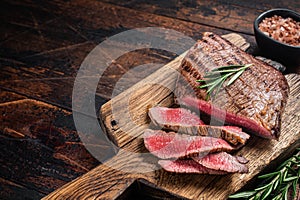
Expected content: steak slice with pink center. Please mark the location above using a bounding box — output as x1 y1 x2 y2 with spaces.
143 129 234 159
149 106 205 126
178 97 274 139
158 159 227 174
193 152 248 173
148 107 249 145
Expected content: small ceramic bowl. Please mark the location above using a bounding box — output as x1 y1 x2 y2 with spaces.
254 8 300 66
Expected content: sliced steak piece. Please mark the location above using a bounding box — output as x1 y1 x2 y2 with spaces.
149 106 204 126
143 129 234 159
175 32 289 139
158 159 227 174
149 107 250 145
179 97 273 138
193 152 249 173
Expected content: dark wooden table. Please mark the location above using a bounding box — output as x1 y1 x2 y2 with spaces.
0 0 299 199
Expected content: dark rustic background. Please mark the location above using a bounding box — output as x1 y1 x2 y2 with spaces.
0 0 299 199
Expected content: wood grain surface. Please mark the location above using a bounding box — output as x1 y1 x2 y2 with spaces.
43 34 300 199
1 0 300 199
100 0 300 34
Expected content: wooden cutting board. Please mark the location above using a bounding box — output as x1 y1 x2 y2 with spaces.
43 34 300 200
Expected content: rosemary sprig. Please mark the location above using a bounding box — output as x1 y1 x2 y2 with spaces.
229 149 300 200
197 64 252 100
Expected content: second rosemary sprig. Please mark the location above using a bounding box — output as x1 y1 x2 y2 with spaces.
229 149 300 200
197 64 253 99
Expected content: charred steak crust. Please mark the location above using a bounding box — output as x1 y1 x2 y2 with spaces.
175 32 289 138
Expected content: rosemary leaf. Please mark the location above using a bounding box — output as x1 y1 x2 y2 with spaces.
258 171 280 179
203 73 223 78
273 175 282 191
228 191 256 198
282 169 288 183
196 64 252 99
254 183 271 191
206 68 242 75
226 68 245 86
206 73 232 93
211 64 247 71
214 77 227 98
283 176 298 182
292 178 298 198
198 78 222 88
253 193 260 200
261 184 272 200
206 80 222 94
283 185 289 200
226 64 252 86
273 193 282 200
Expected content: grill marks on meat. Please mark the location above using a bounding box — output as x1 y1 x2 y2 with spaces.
143 129 234 159
149 107 250 145
175 32 289 139
158 159 227 174
193 152 248 173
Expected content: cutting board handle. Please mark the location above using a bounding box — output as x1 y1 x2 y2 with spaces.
42 155 137 199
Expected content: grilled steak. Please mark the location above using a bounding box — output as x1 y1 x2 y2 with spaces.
193 152 248 173
143 129 234 159
149 107 250 145
175 32 289 139
158 159 227 174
